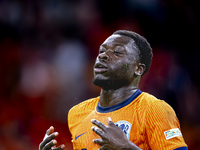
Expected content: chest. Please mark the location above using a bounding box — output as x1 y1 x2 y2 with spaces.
70 108 147 150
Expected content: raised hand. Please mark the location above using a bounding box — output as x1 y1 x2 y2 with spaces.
91 117 142 150
39 126 65 150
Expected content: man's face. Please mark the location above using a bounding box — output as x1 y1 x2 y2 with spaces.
93 34 139 89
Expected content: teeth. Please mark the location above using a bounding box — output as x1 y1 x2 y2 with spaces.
95 63 106 68
96 65 103 68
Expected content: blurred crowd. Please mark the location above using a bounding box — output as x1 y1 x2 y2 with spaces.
0 0 200 149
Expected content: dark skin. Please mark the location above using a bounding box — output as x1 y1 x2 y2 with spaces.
91 117 141 150
91 34 144 150
39 34 145 150
39 126 65 150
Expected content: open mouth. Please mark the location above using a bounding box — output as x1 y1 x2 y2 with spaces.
94 63 108 73
94 67 108 73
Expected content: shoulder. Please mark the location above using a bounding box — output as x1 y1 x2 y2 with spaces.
138 92 177 121
141 92 174 111
141 93 187 149
141 92 177 124
68 96 100 121
69 96 100 114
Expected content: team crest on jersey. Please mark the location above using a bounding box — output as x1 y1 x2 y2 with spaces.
115 120 132 140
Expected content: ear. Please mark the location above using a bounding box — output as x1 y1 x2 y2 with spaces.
135 63 146 76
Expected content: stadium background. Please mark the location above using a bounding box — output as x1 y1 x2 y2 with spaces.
0 0 200 149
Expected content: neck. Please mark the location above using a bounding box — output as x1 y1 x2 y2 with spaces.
99 85 139 107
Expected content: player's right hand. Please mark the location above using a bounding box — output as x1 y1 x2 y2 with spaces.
39 126 65 150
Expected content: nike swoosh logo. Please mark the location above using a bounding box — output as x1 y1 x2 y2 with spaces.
75 132 87 140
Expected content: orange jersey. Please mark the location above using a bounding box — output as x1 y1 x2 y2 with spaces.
68 90 187 150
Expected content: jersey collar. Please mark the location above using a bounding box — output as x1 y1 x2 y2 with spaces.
96 89 142 113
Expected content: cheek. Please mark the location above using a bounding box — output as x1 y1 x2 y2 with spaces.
113 63 132 77
110 58 135 76
123 62 136 76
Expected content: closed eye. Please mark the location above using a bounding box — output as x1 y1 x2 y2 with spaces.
99 46 106 54
113 51 123 55
114 51 122 54
99 50 105 54
113 45 124 55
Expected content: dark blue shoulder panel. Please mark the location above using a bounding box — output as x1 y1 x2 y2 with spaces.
174 147 188 150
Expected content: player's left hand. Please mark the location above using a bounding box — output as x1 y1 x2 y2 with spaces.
91 117 141 150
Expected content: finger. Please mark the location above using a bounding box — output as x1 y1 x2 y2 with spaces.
43 126 54 140
93 138 104 146
52 145 56 149
43 126 55 140
40 132 59 149
98 147 104 150
45 132 59 143
92 126 104 137
52 144 65 150
47 126 54 136
91 119 107 131
107 117 115 127
43 139 57 150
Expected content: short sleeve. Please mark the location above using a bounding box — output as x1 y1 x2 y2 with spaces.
145 100 187 150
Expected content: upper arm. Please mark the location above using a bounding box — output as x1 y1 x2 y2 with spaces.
145 100 187 150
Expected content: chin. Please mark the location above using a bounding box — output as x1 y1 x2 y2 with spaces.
93 77 128 90
93 77 110 88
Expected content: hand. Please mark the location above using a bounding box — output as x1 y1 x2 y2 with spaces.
39 126 65 150
91 117 142 150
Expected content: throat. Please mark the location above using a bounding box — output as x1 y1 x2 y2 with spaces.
99 87 138 107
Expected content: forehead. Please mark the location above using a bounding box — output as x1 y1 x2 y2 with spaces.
102 34 134 46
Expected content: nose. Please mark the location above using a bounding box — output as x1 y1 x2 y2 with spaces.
98 52 109 61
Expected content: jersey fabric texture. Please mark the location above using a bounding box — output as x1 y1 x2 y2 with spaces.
68 89 188 150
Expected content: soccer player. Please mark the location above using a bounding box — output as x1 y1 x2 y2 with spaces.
39 30 188 150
